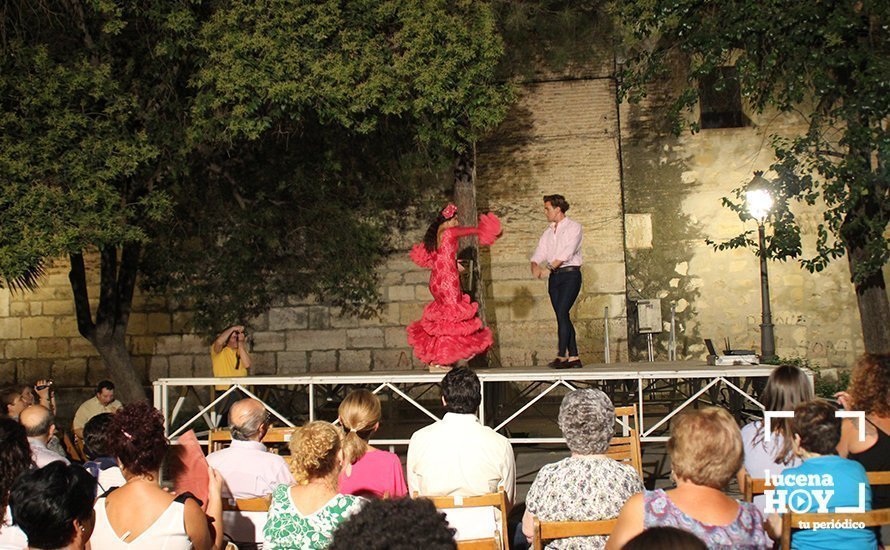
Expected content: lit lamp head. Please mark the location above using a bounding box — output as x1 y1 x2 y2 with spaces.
746 171 774 223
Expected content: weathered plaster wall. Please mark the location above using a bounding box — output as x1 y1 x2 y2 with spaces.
619 71 873 366
477 77 628 366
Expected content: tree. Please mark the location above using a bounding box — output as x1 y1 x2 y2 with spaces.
616 0 890 353
0 0 512 401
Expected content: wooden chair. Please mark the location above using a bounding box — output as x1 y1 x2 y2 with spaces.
63 432 86 462
416 490 509 550
608 405 643 478
222 497 271 512
780 508 890 550
222 497 271 547
531 516 618 550
208 426 293 453
745 470 890 503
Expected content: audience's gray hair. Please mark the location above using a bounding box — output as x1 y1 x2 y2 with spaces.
24 409 54 437
558 389 615 454
230 405 268 441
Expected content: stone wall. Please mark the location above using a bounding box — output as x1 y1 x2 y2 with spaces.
618 62 878 366
477 77 628 366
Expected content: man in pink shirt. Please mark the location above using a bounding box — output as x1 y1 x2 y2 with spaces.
530 194 583 368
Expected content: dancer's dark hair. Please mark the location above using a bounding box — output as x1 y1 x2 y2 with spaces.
422 209 457 253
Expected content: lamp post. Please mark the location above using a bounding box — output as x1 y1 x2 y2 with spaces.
746 172 777 362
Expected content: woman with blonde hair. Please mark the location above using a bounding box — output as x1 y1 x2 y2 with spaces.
606 407 771 549
263 421 363 549
337 390 407 499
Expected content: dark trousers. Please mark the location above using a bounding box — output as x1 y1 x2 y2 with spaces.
548 270 582 357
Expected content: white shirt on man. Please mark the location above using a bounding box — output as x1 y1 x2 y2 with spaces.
407 412 516 504
27 437 69 468
206 439 295 499
530 216 583 267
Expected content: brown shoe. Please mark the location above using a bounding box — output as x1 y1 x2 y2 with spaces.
547 358 567 369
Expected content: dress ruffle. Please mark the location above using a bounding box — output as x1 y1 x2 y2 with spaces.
409 244 434 268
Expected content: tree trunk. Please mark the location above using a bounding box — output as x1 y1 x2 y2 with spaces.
454 144 486 326
849 245 890 354
69 244 146 402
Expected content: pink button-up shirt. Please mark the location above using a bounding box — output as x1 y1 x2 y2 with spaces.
530 216 583 267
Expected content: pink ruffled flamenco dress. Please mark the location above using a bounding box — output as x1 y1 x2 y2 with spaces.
407 213 502 366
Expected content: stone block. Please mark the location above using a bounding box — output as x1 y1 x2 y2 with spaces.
386 285 416 302
37 338 69 359
286 330 346 351
338 350 372 372
384 327 408 348
269 307 309 330
52 359 86 386
193 361 213 378
378 303 401 325
277 352 308 375
127 313 148 335
41 300 73 315
9 302 29 316
0 360 15 385
52 318 81 338
147 313 171 334
247 311 269 332
171 312 195 333
584 262 627 294
30 302 43 316
251 331 286 352
148 356 169 381
372 349 415 371
19 360 52 384
0 318 21 339
168 355 193 378
308 351 337 373
414 285 432 301
21 317 54 338
249 352 276 375
402 271 431 285
0 290 8 317
180 334 207 354
5 339 37 359
308 307 330 330
399 303 425 325
154 335 182 355
129 336 156 356
347 328 384 348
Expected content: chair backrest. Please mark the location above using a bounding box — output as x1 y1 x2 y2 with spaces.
222 497 271 512
780 508 890 550
416 490 509 550
208 426 293 453
532 516 617 550
608 406 643 478
221 497 270 545
63 432 86 463
457 539 499 550
745 470 890 503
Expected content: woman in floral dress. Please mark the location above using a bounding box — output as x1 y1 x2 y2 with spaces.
264 421 363 550
407 203 501 369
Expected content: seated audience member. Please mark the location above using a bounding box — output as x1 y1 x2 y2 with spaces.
81 413 126 492
521 389 644 549
769 399 876 549
621 527 707 550
263 421 363 550
0 387 27 420
606 407 771 549
0 417 33 549
206 398 294 498
836 353 890 545
20 405 69 467
9 462 96 550
18 380 55 414
407 367 515 503
328 497 456 550
739 365 813 509
90 401 225 550
338 390 407 498
72 380 122 439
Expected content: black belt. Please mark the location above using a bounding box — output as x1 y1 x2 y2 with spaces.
552 265 581 273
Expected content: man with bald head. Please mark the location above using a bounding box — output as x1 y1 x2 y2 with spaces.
206 398 294 498
20 405 69 467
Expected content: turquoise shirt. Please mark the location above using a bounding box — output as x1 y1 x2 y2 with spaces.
779 455 876 550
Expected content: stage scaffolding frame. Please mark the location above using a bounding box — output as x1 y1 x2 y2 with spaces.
153 361 794 446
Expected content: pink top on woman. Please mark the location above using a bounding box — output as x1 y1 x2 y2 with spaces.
338 449 407 499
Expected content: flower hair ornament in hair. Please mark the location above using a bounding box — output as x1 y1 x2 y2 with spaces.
441 203 458 219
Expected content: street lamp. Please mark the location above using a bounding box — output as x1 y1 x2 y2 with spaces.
746 171 776 362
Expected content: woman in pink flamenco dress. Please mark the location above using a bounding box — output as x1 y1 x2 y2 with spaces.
407 203 501 369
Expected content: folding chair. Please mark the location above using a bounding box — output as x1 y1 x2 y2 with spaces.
208 426 294 453
608 405 643 478
416 489 509 550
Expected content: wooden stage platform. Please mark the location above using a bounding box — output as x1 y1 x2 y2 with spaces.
154 360 786 446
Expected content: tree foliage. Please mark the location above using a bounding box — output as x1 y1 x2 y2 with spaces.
0 0 513 396
616 0 890 352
